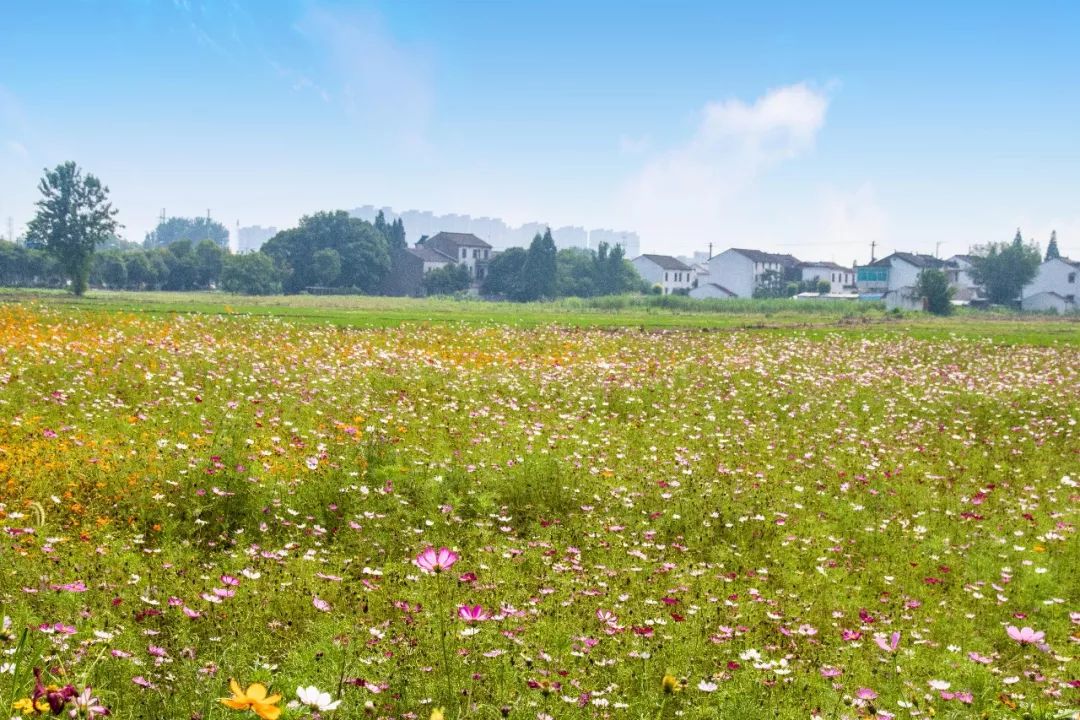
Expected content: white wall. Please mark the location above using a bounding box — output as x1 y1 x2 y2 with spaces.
690 284 734 299
631 257 663 286
1021 292 1077 313
707 250 756 298
1024 259 1079 299
888 259 922 291
801 266 853 293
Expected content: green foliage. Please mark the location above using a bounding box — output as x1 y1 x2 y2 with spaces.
0 240 65 287
517 229 558 300
422 264 470 295
261 211 391 294
310 248 342 287
144 216 230 249
481 246 528 297
752 269 792 298
26 161 120 295
969 229 1042 304
915 268 955 315
220 252 283 295
1045 230 1060 261
90 250 128 289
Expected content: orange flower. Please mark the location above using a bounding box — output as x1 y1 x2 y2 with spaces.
220 679 282 720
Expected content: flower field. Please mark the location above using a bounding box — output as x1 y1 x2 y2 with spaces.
0 303 1076 719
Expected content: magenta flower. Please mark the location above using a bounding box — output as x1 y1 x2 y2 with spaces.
874 631 900 653
1005 625 1044 644
312 596 332 612
855 687 878 701
457 604 489 623
415 546 459 573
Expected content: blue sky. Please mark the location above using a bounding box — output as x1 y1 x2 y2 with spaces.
2 1 1078 259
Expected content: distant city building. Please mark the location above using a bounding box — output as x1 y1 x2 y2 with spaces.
589 229 640 258
235 225 278 253
349 205 638 255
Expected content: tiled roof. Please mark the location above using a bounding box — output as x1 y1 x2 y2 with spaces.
635 254 691 271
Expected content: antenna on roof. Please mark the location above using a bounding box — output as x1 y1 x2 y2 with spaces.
870 240 876 262
935 241 943 258
708 242 713 260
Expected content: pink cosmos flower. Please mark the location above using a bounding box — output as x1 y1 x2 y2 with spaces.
855 688 878 700
313 596 332 612
415 546 459 573
874 631 900 653
457 605 489 623
1005 625 1044 644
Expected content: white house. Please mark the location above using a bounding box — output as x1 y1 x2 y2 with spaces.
689 282 738 300
944 254 982 301
424 232 493 280
798 261 854 293
631 254 694 295
1021 257 1079 313
856 252 947 294
706 249 800 298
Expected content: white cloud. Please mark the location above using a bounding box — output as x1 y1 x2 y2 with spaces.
5 140 28 159
298 5 434 151
618 83 829 252
819 183 886 258
618 133 651 155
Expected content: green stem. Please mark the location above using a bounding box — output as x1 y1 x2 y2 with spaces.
436 576 454 714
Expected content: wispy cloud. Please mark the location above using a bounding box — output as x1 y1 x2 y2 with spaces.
820 183 886 257
618 83 829 249
5 140 28 159
296 5 434 151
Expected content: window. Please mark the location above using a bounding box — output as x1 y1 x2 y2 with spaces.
1069 272 1076 283
461 248 467 259
665 272 669 281
857 268 888 283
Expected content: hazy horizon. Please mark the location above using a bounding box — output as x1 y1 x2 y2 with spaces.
2 1 1078 262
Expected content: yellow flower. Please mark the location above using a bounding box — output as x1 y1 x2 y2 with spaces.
661 674 684 694
11 697 48 715
220 679 282 720
430 708 446 720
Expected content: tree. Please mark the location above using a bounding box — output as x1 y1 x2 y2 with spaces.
517 229 558 301
194 239 226 288
26 162 120 295
161 240 199 290
144 216 230 249
422 264 470 295
91 251 127 289
968 229 1042 304
123 251 157 290
1045 230 1061 261
260 211 390 294
221 253 283 295
752 269 789 298
594 242 646 295
481 247 527 297
556 247 598 297
310 248 342 286
915 268 954 315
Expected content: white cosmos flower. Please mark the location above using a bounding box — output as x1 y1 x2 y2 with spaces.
697 680 717 692
928 679 950 690
297 685 341 712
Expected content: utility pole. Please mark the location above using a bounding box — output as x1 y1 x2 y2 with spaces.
708 242 713 260
7 217 13 244
870 240 877 262
934 240 943 258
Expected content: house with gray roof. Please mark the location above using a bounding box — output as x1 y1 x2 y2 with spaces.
631 254 695 295
705 248 801 298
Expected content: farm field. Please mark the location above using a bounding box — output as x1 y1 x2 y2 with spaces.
0 300 1077 720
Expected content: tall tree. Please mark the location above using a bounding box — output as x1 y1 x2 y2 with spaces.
26 162 120 295
969 229 1042 304
1045 230 1061 261
518 229 558 301
480 247 527 297
915 268 954 315
144 216 229 249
